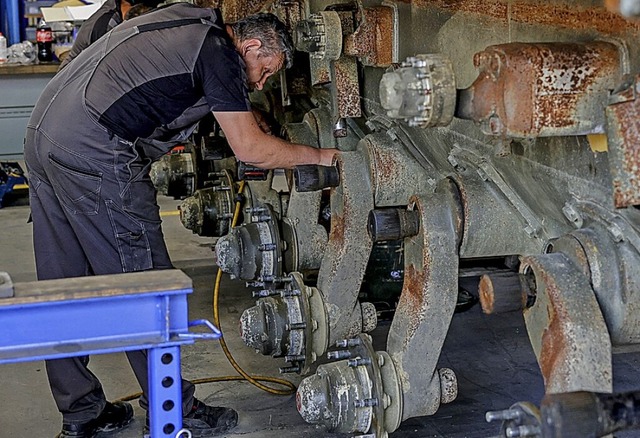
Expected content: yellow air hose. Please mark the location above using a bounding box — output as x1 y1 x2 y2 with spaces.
118 180 296 405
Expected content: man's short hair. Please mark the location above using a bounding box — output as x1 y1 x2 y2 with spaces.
231 13 294 69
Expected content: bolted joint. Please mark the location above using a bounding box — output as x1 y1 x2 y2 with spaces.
285 354 306 363
336 338 362 348
294 165 340 193
286 322 307 331
259 243 278 252
368 208 420 242
327 350 352 360
354 398 379 408
252 289 283 298
280 365 301 374
280 289 302 298
347 358 372 368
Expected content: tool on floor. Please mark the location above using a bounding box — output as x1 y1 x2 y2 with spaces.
486 389 640 437
0 161 28 208
0 269 220 438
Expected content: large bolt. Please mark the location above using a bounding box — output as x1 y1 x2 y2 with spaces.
505 425 541 437
285 354 306 362
485 408 522 423
368 208 420 242
252 289 283 298
327 350 352 360
280 365 301 374
286 322 307 331
294 165 340 192
336 338 361 348
354 398 379 408
347 358 371 367
333 118 348 138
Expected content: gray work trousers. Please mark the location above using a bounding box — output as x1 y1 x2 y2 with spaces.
24 81 195 425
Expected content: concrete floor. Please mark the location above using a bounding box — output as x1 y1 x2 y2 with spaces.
2 193 640 438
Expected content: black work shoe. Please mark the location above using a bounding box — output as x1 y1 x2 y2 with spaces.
143 398 238 438
56 401 134 438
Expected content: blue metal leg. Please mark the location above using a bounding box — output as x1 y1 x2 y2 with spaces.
148 346 184 438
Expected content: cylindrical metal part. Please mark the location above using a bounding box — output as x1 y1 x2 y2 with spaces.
239 297 288 356
368 208 420 242
294 165 340 192
478 272 524 315
457 42 623 137
541 390 640 437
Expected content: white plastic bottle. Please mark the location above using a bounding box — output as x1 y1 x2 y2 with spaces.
0 32 8 64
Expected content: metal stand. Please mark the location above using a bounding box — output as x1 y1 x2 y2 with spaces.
0 269 220 438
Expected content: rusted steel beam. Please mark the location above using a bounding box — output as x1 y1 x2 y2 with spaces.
457 42 622 138
343 6 395 67
331 56 362 120
521 252 612 394
606 74 640 208
414 0 640 34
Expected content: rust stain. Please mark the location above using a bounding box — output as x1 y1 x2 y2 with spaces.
478 274 495 314
467 42 620 137
370 141 404 190
344 6 394 67
414 0 640 34
221 0 271 22
607 74 640 207
329 210 346 250
333 57 362 118
533 268 571 389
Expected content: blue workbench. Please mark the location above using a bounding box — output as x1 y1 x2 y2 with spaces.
0 269 220 438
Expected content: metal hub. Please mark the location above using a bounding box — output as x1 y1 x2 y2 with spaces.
296 334 403 437
239 272 329 374
379 54 456 128
215 204 282 281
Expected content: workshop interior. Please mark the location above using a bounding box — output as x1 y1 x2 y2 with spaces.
3 0 640 437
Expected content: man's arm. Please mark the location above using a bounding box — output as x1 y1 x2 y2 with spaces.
214 111 337 169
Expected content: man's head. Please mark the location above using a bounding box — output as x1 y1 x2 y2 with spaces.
230 13 294 91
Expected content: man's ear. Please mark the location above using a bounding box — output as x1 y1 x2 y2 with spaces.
241 38 263 57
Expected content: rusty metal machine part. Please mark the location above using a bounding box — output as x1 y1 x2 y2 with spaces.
379 54 457 128
294 11 343 61
456 42 624 138
177 1 640 435
240 272 329 374
215 205 282 281
149 149 196 199
520 252 612 394
606 73 640 207
296 334 404 437
540 389 640 437
343 5 397 67
179 170 236 237
294 164 340 192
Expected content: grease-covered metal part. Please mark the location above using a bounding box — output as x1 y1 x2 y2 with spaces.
521 252 612 394
149 148 196 199
606 74 640 208
296 334 403 437
240 272 329 374
379 54 457 128
456 42 623 137
179 170 236 237
215 205 282 280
